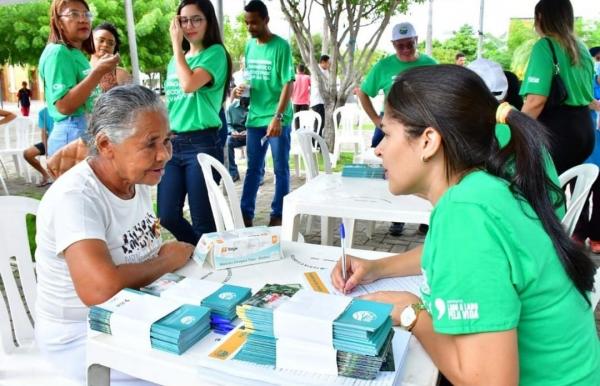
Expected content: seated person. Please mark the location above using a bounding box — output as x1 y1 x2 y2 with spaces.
23 107 55 187
35 85 194 385
331 65 599 385
226 98 248 182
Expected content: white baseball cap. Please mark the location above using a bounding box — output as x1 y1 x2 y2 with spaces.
391 22 417 41
467 58 508 101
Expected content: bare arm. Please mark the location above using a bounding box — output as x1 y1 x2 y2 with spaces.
266 81 293 137
55 54 119 116
357 89 382 127
521 94 547 119
0 109 16 125
362 291 519 386
64 239 194 306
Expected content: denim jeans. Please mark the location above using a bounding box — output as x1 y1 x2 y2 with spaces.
226 135 246 178
241 126 291 219
47 115 87 156
157 130 221 245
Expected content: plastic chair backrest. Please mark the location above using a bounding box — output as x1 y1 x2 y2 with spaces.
559 164 599 236
197 153 245 232
333 105 360 135
0 196 39 354
2 117 34 150
293 110 322 136
296 129 332 180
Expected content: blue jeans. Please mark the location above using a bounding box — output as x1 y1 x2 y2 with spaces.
47 115 87 156
217 108 227 164
157 131 221 244
226 135 246 178
241 126 291 219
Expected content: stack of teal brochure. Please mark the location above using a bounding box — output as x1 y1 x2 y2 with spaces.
235 284 301 366
333 299 395 379
88 288 212 355
341 164 385 179
140 273 251 334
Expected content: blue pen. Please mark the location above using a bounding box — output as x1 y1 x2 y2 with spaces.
340 223 347 281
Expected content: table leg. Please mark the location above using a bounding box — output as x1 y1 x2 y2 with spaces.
343 218 355 248
321 216 333 245
87 363 110 386
281 206 300 241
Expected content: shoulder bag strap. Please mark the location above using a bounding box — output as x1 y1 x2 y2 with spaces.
544 37 560 75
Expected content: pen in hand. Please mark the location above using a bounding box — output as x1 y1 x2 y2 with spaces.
340 223 347 283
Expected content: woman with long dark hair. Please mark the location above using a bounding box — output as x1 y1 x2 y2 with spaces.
520 0 595 174
39 0 119 156
332 65 599 385
90 22 132 92
159 0 232 244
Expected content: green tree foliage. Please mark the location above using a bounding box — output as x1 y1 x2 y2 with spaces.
223 13 249 71
291 34 322 69
0 0 177 77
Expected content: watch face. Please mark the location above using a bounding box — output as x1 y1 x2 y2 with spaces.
400 305 416 327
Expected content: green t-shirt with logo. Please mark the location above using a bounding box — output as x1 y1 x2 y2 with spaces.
520 37 594 106
360 53 437 98
420 171 600 386
495 123 564 218
39 43 96 122
165 44 227 132
245 35 295 127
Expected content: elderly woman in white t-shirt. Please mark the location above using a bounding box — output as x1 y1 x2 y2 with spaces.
34 84 194 385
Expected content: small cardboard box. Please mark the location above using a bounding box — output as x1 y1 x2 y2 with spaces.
192 226 281 270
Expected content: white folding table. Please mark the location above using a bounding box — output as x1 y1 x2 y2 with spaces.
87 241 438 386
281 174 432 245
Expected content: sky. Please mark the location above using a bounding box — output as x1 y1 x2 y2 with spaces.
223 0 600 53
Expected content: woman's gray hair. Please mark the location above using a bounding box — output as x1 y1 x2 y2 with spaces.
87 85 168 155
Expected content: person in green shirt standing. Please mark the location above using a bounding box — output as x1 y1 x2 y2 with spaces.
358 22 436 236
158 0 232 244
520 0 595 174
331 65 599 386
233 0 295 227
39 0 119 156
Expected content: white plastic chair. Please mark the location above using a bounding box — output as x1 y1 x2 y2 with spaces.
197 153 245 232
0 117 37 183
332 104 365 166
289 110 322 177
592 267 600 310
559 164 599 236
0 196 78 385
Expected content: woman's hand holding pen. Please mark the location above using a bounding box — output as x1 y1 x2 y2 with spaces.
331 255 382 294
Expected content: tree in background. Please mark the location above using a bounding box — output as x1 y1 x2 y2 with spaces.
291 33 323 70
279 0 424 147
223 13 250 71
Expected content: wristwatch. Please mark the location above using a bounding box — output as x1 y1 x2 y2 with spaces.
274 112 284 121
399 302 426 332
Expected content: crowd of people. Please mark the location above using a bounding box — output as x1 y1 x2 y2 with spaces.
0 0 596 384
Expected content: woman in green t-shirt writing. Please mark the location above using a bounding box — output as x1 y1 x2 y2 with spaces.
158 0 232 244
331 65 599 385
39 0 119 156
520 0 595 174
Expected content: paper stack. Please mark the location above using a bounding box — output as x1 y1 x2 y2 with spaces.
235 284 302 365
341 164 385 179
88 289 212 355
140 273 251 334
333 299 395 379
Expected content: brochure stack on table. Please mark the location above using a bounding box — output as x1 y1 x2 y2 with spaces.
234 284 396 380
88 288 211 355
341 164 385 179
140 273 251 334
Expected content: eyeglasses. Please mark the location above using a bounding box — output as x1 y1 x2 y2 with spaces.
178 15 205 27
393 40 416 51
95 37 116 48
59 10 93 21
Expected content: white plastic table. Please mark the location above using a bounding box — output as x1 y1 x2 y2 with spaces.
87 241 438 386
281 174 432 245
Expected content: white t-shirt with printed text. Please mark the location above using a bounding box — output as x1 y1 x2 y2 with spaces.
35 160 162 328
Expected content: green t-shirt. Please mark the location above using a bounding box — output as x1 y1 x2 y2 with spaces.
165 44 228 132
245 35 295 127
420 171 600 386
360 53 437 98
495 123 565 218
520 37 594 106
39 43 96 122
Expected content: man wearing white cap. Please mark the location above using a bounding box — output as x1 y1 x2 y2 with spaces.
358 21 436 236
